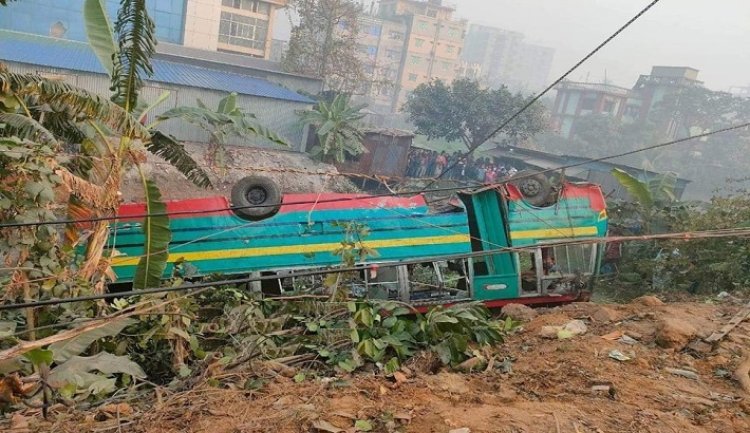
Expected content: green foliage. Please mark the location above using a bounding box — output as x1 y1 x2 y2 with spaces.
403 78 548 150
110 0 156 112
49 352 145 398
48 318 136 362
420 303 505 366
83 0 117 77
146 131 213 188
132 179 172 290
611 169 654 209
658 190 750 293
299 94 367 163
156 92 287 167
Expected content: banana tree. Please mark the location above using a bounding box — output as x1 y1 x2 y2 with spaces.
298 94 367 164
611 168 679 234
1 0 210 296
151 92 287 168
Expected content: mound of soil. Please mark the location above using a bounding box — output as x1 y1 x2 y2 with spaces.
19 298 750 433
122 143 359 203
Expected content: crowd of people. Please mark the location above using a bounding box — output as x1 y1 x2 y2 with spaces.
405 148 519 184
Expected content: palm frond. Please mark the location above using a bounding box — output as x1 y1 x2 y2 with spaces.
157 105 288 146
110 0 156 112
0 0 19 5
132 177 171 290
147 131 212 188
39 109 87 149
84 0 117 77
612 168 653 209
1 71 150 139
0 112 60 146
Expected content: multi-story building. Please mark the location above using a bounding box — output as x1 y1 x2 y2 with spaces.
186 0 286 59
0 0 286 59
350 0 466 113
550 82 632 138
550 66 705 139
462 23 554 93
630 66 703 120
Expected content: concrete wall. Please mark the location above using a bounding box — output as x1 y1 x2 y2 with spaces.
8 62 312 151
183 0 222 52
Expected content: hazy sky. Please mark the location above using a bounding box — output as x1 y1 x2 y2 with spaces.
275 0 750 91
454 0 750 91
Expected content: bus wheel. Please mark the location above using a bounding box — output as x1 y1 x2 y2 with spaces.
510 171 553 207
231 176 282 220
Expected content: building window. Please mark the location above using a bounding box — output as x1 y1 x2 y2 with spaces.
222 0 270 15
389 30 403 40
447 27 458 39
219 11 269 51
426 8 438 18
415 38 425 48
367 45 378 58
386 49 400 60
417 20 429 31
410 55 421 65
408 73 418 81
580 97 596 110
446 45 455 54
369 24 382 36
442 61 451 71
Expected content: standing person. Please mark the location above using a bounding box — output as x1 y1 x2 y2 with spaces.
435 151 448 176
426 151 437 177
406 149 418 177
507 166 518 177
484 166 497 184
474 163 486 183
418 151 429 177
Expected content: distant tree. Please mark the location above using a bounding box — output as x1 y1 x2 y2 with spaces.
283 0 364 93
646 87 750 198
402 79 548 150
298 94 367 163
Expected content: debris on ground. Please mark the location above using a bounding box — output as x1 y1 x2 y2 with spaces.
540 319 588 339
500 304 537 322
6 298 750 433
656 317 698 350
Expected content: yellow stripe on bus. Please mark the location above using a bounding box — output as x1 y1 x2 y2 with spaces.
111 234 471 267
510 226 599 240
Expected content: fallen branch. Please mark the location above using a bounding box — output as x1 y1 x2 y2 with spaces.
0 288 211 362
0 316 120 362
734 350 750 395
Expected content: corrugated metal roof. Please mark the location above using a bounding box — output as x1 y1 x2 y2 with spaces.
0 30 313 104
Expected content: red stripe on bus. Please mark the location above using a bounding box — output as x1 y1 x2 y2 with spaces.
115 194 428 221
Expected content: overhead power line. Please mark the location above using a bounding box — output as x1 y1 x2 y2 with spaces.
2 120 748 230
3 226 750 312
432 0 663 184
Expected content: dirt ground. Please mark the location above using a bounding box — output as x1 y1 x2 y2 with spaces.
122 143 359 203
10 296 750 433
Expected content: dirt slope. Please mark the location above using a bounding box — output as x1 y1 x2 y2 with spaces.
25 298 750 433
122 143 359 203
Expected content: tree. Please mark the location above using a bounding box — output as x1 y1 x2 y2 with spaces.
403 79 548 151
283 0 364 93
0 0 215 340
151 92 286 168
645 87 750 198
299 94 367 163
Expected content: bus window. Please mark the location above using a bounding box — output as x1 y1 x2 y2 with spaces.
552 244 596 275
519 251 540 294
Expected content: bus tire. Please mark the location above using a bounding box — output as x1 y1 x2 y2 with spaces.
510 170 553 207
231 176 282 220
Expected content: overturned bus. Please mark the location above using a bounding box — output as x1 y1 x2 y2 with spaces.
106 173 608 309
